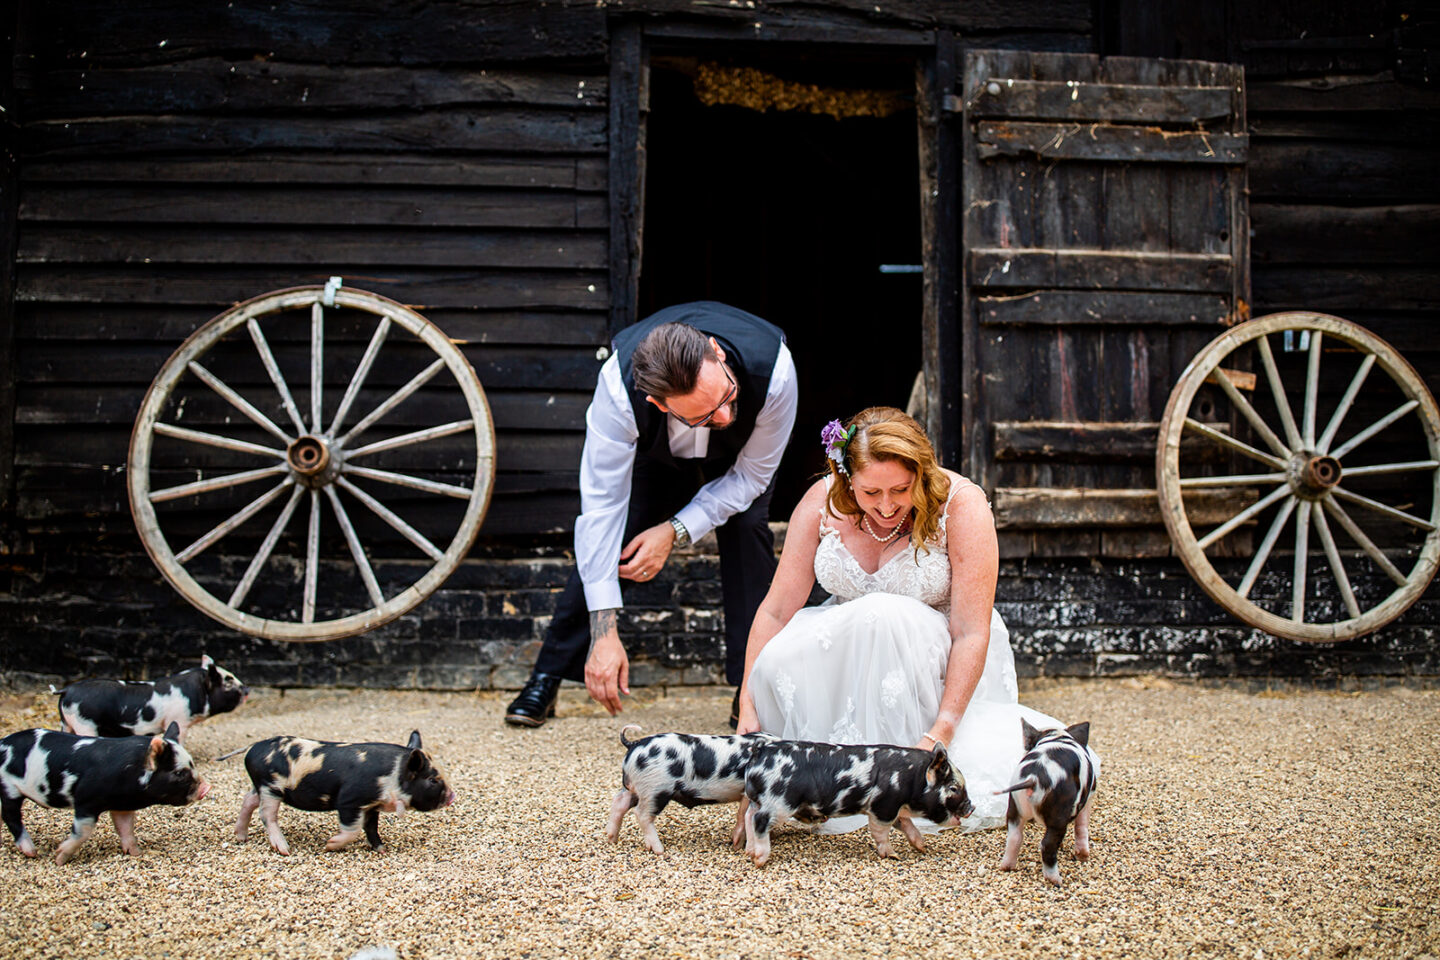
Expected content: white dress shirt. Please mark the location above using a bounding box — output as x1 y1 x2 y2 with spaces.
574 343 798 611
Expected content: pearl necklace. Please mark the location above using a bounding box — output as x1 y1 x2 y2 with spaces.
861 512 911 545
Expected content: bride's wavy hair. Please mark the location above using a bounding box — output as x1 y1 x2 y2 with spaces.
826 406 951 552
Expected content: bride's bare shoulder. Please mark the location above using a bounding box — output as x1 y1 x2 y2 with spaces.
790 476 832 520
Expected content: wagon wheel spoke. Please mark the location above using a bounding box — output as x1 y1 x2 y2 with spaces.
310 302 325 432
1331 399 1421 461
1210 364 1292 459
149 464 288 503
1342 460 1440 478
1321 498 1408 587
188 361 293 445
342 464 474 500
229 484 306 608
1238 496 1298 599
1196 484 1292 551
1311 503 1362 619
247 317 308 436
337 358 447 449
1318 354 1375 454
1256 334 1303 451
335 476 444 561
175 478 295 564
1182 418 1288 470
303 490 321 623
1330 485 1437 533
328 317 391 437
1291 500 1312 622
324 486 384 607
1302 331 1323 448
1178 472 1286 488
153 422 286 460
345 419 475 460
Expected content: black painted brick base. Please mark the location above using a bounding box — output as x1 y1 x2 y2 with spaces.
1 533 1435 690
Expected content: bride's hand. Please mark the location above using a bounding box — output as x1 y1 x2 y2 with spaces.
734 692 760 735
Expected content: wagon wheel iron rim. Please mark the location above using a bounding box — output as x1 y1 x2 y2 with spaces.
128 284 496 641
1157 312 1440 642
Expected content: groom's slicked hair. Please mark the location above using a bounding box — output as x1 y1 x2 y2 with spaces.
828 406 952 551
632 322 711 400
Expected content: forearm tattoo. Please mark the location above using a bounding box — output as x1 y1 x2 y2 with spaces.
588 608 618 651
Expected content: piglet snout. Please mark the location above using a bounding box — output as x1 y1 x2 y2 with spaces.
195 780 212 802
444 790 457 807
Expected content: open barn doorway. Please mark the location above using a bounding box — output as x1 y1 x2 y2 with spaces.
638 53 924 517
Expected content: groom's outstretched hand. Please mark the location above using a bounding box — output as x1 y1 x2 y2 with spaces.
585 631 630 715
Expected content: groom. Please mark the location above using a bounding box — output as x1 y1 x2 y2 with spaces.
504 301 798 727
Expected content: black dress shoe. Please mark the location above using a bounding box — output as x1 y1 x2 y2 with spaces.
729 688 740 730
505 673 562 727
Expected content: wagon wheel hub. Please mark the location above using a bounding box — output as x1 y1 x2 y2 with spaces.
1291 452 1342 499
286 434 335 485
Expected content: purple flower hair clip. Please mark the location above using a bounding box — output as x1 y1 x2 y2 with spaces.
821 419 857 477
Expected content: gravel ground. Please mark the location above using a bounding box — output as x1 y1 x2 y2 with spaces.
0 677 1436 960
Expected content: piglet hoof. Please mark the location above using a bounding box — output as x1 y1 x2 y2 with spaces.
997 857 1019 871
1043 869 1062 888
642 838 664 855
119 841 141 858
16 837 37 858
749 853 769 868
268 841 291 857
1074 845 1090 861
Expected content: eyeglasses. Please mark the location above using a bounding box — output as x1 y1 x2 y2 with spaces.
671 362 737 428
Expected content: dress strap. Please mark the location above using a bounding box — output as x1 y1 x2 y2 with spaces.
817 475 838 534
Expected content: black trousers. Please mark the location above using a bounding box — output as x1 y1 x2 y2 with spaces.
533 456 777 686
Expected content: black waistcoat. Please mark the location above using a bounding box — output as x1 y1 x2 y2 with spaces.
613 301 784 467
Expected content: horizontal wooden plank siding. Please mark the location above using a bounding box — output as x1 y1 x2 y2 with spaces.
993 486 1256 528
11 18 612 540
967 79 1233 123
977 290 1232 326
969 248 1234 291
976 121 1246 163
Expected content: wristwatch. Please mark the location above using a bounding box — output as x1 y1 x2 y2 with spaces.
669 516 691 548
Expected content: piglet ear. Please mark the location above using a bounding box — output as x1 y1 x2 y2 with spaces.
924 742 949 785
201 654 215 669
165 721 182 741
1066 721 1090 748
405 730 422 750
1020 718 1043 751
405 748 427 775
147 735 166 769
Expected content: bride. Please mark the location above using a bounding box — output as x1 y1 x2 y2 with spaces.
735 406 1060 831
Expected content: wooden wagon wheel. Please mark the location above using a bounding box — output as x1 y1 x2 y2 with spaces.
128 282 495 641
1157 312 1440 642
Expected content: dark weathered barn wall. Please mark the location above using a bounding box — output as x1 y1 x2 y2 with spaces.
1 1 1437 690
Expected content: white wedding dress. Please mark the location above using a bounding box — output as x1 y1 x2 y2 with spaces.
748 479 1061 832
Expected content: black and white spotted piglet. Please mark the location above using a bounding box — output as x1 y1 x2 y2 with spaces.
234 731 456 855
743 740 975 867
1 724 210 864
996 719 1100 887
605 724 773 853
57 655 250 743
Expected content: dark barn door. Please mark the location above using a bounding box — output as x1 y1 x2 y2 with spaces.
957 50 1250 557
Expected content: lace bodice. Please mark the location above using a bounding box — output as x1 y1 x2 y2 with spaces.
813 483 958 611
